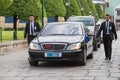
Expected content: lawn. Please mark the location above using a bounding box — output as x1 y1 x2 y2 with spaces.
0 31 24 42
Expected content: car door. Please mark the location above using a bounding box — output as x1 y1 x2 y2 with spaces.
84 26 93 55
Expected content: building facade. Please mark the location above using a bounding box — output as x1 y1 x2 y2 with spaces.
105 0 120 16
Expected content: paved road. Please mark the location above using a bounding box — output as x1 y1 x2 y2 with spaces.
0 32 120 80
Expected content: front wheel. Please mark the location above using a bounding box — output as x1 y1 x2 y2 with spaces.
80 49 87 66
87 53 93 59
93 43 97 51
29 60 38 66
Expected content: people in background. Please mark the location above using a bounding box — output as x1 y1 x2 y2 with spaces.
24 15 40 44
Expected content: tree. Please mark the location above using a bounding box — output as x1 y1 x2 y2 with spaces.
2 0 46 40
44 0 66 17
79 0 90 16
87 0 99 20
95 3 105 19
63 0 81 18
0 0 13 9
76 0 82 15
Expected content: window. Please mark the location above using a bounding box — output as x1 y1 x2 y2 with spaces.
117 10 120 16
5 16 13 23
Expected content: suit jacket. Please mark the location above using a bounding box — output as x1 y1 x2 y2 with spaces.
97 21 117 40
24 21 41 39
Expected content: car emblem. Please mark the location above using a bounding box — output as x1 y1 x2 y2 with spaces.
44 44 51 49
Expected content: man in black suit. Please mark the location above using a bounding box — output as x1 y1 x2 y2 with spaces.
96 14 117 60
24 15 41 44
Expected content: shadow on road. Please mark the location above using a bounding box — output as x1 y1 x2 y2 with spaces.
35 61 84 67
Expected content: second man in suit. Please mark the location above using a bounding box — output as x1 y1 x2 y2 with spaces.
96 14 117 60
24 15 41 44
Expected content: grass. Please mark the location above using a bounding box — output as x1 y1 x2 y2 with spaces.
0 31 24 42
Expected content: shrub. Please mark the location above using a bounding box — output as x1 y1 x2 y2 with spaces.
0 27 2 30
18 27 25 31
4 27 13 31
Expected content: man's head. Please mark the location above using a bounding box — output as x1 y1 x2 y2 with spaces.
105 14 110 22
29 15 34 22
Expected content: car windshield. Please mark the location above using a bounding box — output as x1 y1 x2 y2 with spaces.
67 18 94 26
41 23 83 36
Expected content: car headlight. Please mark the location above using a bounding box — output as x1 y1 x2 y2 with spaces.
29 43 41 50
67 43 81 50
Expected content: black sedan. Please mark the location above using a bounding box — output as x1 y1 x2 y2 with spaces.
28 22 93 66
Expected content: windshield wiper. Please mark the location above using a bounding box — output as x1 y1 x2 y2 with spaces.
47 34 66 35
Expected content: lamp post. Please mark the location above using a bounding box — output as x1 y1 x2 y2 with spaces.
66 0 70 20
41 0 44 28
81 7 84 16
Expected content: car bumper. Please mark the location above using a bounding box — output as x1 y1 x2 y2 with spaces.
28 50 84 62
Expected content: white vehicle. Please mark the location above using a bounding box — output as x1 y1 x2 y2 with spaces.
114 5 120 30
67 16 96 35
67 16 100 51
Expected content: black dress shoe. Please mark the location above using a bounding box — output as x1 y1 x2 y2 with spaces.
109 57 111 60
105 57 108 60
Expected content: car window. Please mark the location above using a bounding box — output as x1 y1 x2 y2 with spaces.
84 26 90 33
41 23 83 36
67 17 94 26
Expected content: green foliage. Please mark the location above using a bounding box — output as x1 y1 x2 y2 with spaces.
0 27 2 30
4 27 13 31
95 3 105 19
1 0 46 20
79 0 90 16
0 0 13 9
2 31 24 42
18 27 25 31
87 0 99 20
63 0 81 17
44 0 66 17
35 17 42 30
76 0 82 16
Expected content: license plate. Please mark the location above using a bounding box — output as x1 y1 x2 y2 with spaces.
45 52 62 57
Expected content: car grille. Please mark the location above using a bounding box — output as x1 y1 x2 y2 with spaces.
41 43 67 50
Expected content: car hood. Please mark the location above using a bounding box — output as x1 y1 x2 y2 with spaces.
87 26 95 35
33 35 84 43
87 26 94 31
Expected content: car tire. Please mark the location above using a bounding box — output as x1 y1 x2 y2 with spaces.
93 43 97 51
29 60 38 66
87 53 93 59
80 48 87 66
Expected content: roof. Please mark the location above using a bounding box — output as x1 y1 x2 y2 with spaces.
47 22 84 25
68 16 95 18
93 0 106 5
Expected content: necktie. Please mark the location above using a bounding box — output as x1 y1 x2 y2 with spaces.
106 22 109 34
30 23 33 35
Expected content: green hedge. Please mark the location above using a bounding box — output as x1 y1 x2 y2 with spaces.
4 27 25 31
4 27 13 31
0 27 2 30
18 27 25 31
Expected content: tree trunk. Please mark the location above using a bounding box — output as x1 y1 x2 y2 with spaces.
13 15 18 40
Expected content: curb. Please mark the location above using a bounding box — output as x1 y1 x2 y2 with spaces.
0 40 27 51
